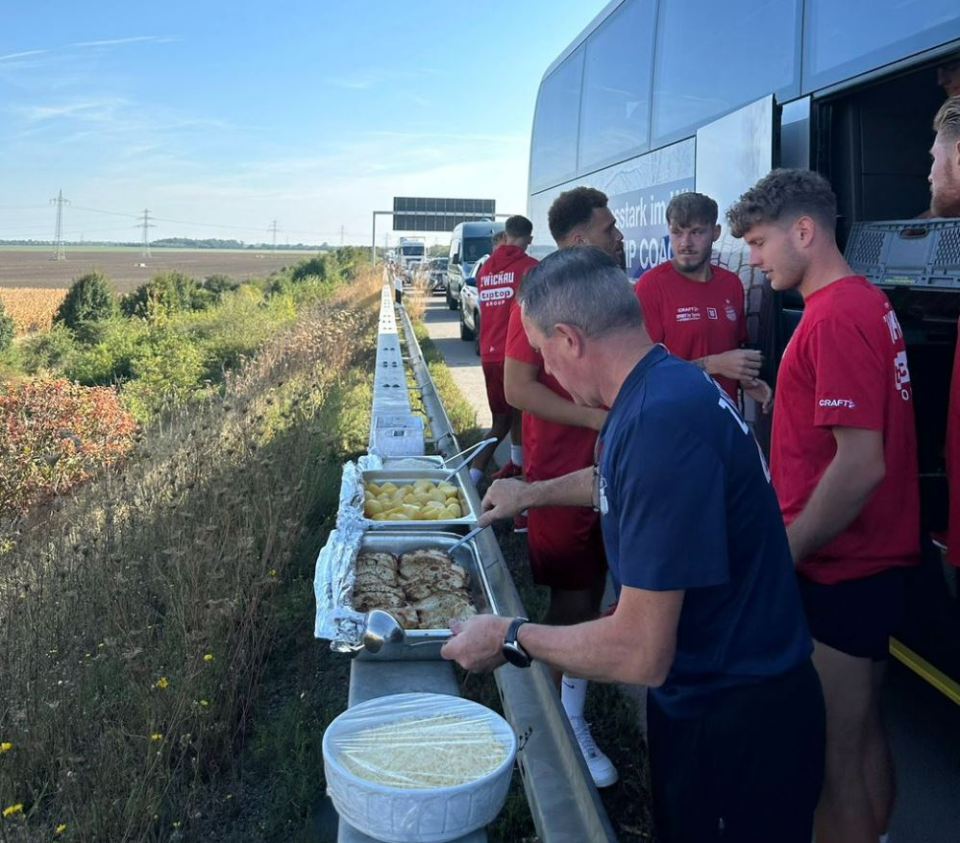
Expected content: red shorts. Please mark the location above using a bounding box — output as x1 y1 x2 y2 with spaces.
527 505 606 590
481 360 511 416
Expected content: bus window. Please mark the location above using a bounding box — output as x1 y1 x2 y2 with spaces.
530 48 584 191
578 0 656 174
802 0 960 93
651 0 800 145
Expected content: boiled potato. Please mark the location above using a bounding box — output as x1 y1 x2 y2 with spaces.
437 483 458 496
365 499 384 516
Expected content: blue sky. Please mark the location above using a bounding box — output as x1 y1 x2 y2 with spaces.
0 1 607 247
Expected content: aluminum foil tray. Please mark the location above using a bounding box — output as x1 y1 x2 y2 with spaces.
360 469 478 531
354 530 498 661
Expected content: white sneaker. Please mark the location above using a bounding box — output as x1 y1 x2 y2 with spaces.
569 715 618 788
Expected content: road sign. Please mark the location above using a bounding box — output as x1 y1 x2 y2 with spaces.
392 197 496 232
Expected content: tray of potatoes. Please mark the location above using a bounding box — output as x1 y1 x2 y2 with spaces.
360 469 477 529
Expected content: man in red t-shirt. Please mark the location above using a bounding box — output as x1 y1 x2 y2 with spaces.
929 100 960 569
469 216 537 483
502 187 624 788
635 191 771 409
729 169 920 843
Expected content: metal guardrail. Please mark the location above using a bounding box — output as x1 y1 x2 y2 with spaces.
392 287 618 843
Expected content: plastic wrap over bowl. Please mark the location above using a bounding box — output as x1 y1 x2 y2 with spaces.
323 692 517 842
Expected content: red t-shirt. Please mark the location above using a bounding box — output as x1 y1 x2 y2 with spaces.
477 246 538 364
504 305 597 480
946 318 960 566
634 261 747 400
771 276 921 585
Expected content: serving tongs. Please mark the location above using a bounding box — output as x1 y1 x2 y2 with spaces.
439 436 498 482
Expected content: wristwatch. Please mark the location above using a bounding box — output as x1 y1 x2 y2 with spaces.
502 617 532 668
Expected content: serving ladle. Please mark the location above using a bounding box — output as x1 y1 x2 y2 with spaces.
361 609 405 654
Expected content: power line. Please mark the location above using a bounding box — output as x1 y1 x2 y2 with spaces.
268 219 279 251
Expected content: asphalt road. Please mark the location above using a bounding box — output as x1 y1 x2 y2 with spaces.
420 291 960 843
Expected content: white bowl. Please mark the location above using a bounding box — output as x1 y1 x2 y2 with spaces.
323 692 517 843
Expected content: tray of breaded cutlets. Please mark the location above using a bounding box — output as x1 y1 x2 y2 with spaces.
351 531 498 659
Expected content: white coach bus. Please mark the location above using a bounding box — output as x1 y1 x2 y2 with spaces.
527 0 960 697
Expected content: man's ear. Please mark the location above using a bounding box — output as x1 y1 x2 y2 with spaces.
794 215 816 247
553 323 586 355
712 224 722 244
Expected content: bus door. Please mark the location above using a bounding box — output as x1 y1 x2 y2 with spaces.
694 94 780 445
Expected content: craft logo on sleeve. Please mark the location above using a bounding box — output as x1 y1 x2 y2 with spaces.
818 398 857 409
707 307 718 320
675 306 701 323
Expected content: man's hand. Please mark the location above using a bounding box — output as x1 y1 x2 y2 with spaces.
705 349 763 381
440 614 511 672
478 478 530 527
742 378 773 413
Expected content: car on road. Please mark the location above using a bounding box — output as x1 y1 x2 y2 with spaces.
423 256 448 293
458 254 487 356
447 220 504 310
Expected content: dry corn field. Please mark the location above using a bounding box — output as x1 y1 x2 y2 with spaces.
0 288 67 334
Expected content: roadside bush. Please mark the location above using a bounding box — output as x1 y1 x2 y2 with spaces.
54 271 117 332
0 377 137 514
122 328 210 420
202 273 242 304
0 298 15 352
65 317 145 386
121 271 212 319
19 323 78 373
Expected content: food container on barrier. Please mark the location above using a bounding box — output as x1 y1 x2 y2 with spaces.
353 530 498 661
323 692 517 843
360 469 478 531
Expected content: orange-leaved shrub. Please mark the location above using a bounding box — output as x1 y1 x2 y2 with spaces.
0 378 137 515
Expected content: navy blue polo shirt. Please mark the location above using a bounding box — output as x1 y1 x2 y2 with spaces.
599 346 811 717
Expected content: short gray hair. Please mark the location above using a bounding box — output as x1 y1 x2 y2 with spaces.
518 246 642 337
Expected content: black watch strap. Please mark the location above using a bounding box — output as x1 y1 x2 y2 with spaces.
503 616 532 667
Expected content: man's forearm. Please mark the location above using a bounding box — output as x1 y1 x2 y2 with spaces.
788 456 883 563
520 467 595 510
517 617 669 685
506 379 605 430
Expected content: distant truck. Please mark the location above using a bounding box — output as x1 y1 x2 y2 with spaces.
397 237 426 281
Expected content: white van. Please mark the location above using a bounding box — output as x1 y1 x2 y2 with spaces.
446 220 504 310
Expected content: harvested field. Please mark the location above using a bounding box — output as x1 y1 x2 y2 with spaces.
0 247 316 293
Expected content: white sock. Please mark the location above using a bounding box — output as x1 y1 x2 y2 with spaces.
561 674 587 719
879 835 889 843
469 468 483 485
510 444 524 467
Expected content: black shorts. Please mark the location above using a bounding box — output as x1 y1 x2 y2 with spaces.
647 660 825 843
797 567 906 660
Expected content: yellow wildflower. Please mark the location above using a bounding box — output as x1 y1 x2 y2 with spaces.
199 699 209 708
150 733 163 742
55 824 68 835
0 742 12 753
2 803 23 818
269 569 278 577
203 653 214 663
155 677 169 689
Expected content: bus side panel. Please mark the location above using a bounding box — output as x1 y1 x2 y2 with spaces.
527 139 696 279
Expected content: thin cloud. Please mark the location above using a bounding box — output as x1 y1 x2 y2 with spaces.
0 49 50 62
71 35 177 49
